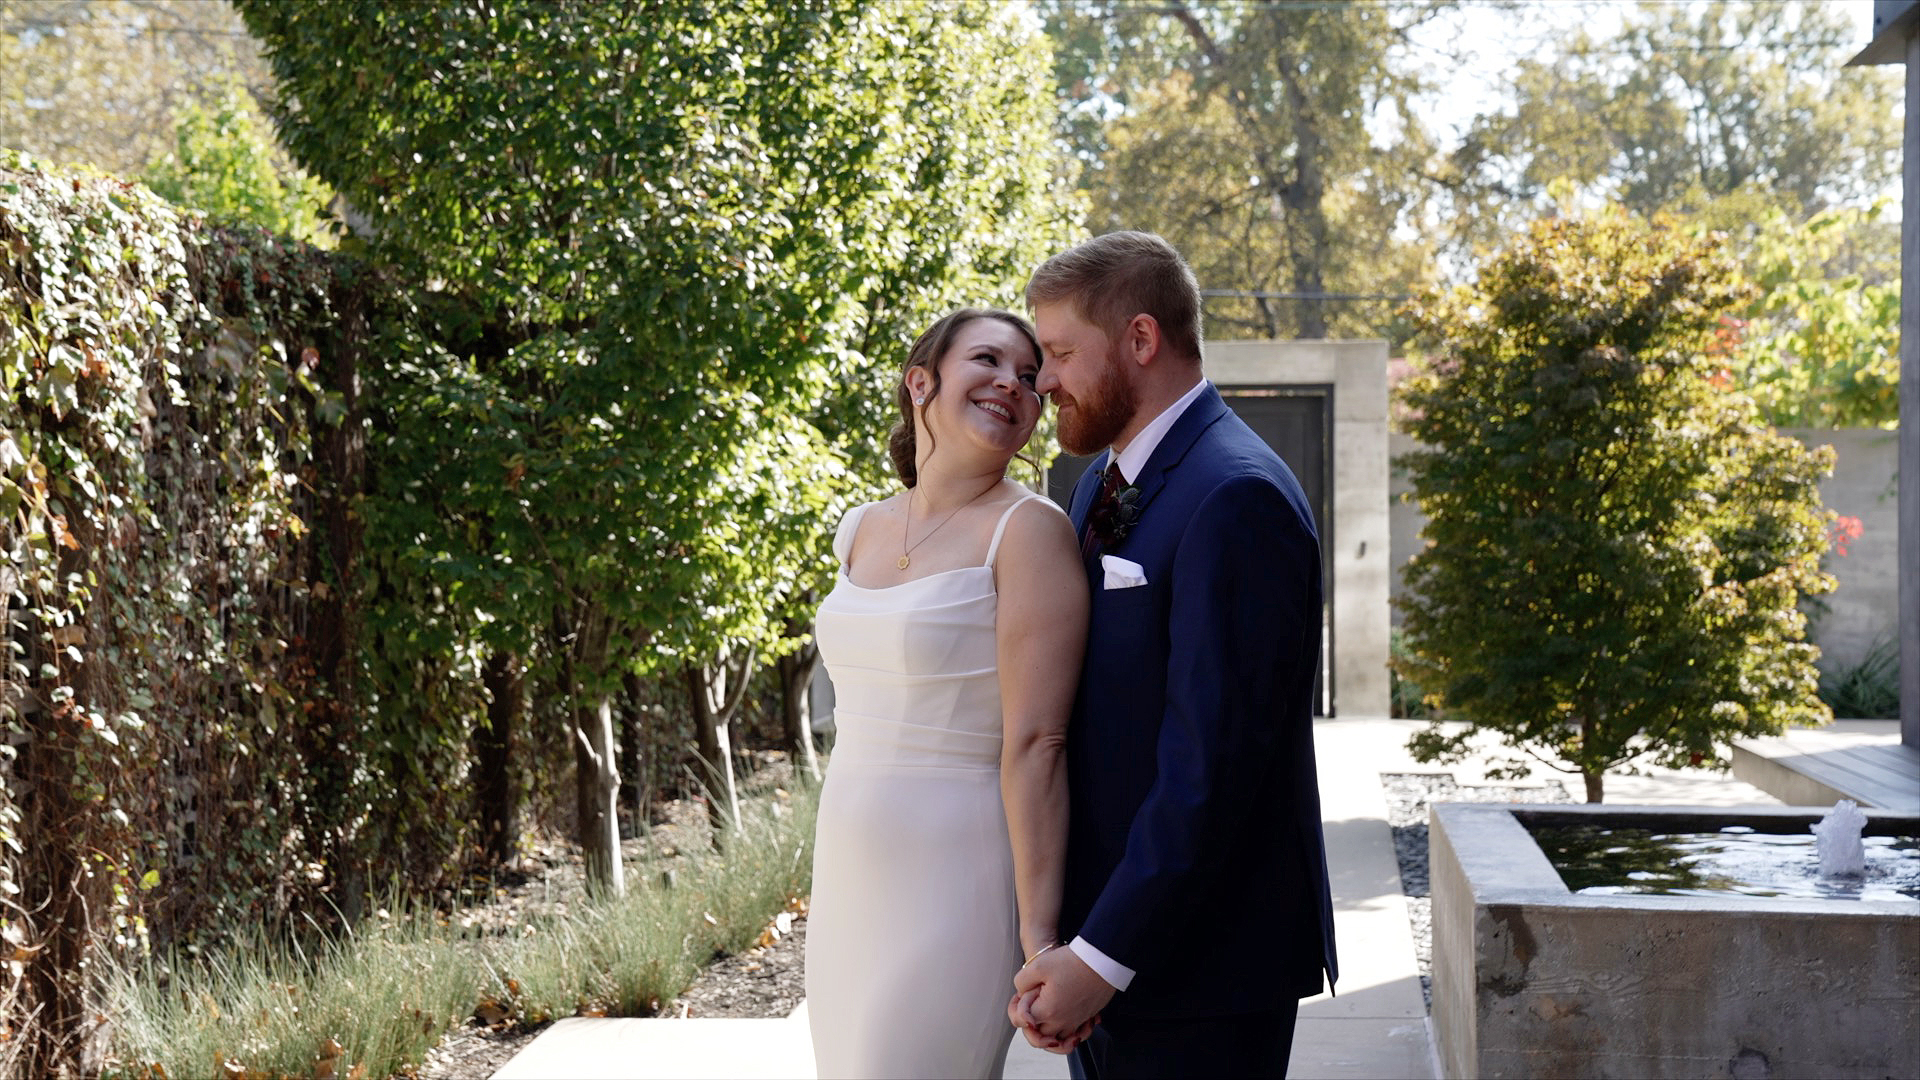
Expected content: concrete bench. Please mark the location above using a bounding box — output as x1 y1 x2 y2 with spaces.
1731 722 1919 815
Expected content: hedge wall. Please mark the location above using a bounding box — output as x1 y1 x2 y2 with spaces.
0 150 418 1071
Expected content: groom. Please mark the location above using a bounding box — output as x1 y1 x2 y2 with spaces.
1012 231 1337 1077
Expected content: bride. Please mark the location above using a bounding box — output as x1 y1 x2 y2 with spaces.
806 308 1091 1078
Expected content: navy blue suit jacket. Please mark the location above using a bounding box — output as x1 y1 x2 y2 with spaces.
1062 382 1337 1019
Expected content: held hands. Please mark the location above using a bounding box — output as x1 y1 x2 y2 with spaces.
1008 987 1095 1054
1007 943 1113 1055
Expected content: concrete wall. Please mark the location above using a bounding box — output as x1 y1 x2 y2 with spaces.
1431 803 1920 1080
1390 428 1902 679
1788 428 1904 677
1211 340 1391 718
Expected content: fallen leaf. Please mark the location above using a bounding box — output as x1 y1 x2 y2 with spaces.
313 1035 344 1079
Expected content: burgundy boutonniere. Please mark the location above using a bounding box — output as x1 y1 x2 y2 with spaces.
1089 482 1142 549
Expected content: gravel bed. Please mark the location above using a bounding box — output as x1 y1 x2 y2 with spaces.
1380 771 1573 1009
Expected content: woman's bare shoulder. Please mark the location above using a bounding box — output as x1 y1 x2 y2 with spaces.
993 489 1076 556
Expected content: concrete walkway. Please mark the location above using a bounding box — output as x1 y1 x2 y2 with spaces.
491 717 1802 1080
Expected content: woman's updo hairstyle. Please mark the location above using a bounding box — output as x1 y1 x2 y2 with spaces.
887 307 1043 488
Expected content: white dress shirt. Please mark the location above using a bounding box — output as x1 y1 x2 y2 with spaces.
1110 377 1209 484
1066 376 1209 992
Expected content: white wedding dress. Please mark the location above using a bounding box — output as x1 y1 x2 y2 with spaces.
806 494 1054 1079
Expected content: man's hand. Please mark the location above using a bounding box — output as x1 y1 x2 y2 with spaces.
1006 987 1094 1054
1009 945 1115 1051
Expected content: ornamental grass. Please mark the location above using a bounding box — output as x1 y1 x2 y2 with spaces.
104 781 817 1080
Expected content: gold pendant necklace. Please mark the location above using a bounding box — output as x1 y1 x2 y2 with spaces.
900 483 986 569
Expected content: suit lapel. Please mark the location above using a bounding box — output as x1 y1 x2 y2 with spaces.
1129 383 1230 514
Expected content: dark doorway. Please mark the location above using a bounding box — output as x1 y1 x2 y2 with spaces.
1045 386 1334 713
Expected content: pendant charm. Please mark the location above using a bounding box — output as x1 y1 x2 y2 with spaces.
897 555 911 569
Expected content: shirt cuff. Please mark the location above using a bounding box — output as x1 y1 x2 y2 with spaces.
1068 935 1135 992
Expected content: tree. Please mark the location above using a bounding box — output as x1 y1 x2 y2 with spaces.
1447 2 1901 235
1396 208 1835 802
1730 204 1900 429
1044 0 1448 339
140 76 332 244
240 0 1076 887
0 1 281 175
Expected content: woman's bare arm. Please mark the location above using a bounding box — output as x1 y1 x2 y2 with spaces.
994 498 1089 961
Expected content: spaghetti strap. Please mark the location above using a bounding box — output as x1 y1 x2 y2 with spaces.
832 503 873 571
983 492 1056 569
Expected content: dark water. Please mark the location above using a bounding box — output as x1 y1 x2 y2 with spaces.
1532 825 1920 902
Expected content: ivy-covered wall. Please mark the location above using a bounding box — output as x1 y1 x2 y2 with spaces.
0 152 403 1069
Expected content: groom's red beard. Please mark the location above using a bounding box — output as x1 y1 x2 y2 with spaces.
1055 345 1139 456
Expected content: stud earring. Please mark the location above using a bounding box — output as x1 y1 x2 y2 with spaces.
914 396 925 406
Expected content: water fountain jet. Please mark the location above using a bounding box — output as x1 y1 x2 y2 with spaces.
1811 798 1868 879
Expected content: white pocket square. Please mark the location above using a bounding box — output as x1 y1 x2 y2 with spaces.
1101 555 1148 590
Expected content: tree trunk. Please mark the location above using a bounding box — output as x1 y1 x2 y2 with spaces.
618 671 647 838
297 296 367 923
777 642 822 782
685 661 741 838
1583 768 1605 803
574 694 624 897
476 650 522 865
557 604 621 896
1580 712 1605 802
1278 60 1331 339
1167 3 1330 339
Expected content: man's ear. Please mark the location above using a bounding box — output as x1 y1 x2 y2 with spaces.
1124 314 1163 368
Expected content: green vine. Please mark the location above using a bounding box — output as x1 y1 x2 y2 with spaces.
0 151 378 1071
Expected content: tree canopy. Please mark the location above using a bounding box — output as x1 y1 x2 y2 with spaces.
139 76 332 243
1396 208 1835 801
1044 0 1446 339
242 0 1072 661
238 0 1077 886
1729 204 1900 429
1447 1 1900 238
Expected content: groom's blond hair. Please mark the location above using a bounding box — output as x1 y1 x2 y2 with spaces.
1025 231 1203 363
